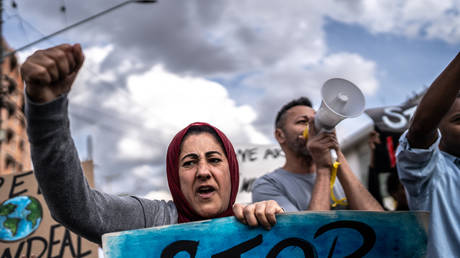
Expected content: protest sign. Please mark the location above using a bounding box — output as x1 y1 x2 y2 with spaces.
365 105 417 134
364 97 420 172
103 211 428 257
235 145 285 203
0 161 99 258
364 95 424 207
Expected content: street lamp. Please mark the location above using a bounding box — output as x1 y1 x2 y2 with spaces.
1 0 157 61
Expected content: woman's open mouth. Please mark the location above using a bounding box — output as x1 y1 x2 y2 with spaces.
197 186 216 199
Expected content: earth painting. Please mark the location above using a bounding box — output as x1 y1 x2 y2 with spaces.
0 196 42 242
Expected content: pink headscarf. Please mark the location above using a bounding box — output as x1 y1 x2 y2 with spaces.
166 122 239 223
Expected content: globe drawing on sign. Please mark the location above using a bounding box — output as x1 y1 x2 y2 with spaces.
0 196 42 242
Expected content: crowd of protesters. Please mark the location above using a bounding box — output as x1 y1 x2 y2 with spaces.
20 42 459 257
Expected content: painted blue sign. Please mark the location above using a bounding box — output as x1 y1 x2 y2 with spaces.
103 211 428 257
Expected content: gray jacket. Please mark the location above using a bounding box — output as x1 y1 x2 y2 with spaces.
25 94 178 244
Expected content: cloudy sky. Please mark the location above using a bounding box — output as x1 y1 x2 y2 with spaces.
4 0 459 197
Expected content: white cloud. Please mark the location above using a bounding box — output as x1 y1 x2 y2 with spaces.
118 136 161 160
15 0 456 197
326 0 460 43
243 52 378 107
110 64 271 144
312 53 379 96
68 47 271 195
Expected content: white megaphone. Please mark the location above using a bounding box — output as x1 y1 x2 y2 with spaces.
314 78 365 162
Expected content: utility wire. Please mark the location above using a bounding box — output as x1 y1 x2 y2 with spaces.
10 15 135 100
71 102 148 130
6 2 31 43
70 112 126 135
3 10 17 21
0 15 140 138
4 13 30 43
69 110 165 146
7 11 55 49
1 89 165 146
9 7 152 113
9 4 178 139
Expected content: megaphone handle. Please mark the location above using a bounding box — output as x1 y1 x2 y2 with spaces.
330 149 338 163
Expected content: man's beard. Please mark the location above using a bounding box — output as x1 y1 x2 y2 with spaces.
286 135 311 160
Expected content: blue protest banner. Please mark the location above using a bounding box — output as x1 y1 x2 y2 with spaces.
103 211 428 257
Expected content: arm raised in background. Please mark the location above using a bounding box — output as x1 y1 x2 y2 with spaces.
407 52 460 149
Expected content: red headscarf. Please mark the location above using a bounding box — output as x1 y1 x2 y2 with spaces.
166 122 239 223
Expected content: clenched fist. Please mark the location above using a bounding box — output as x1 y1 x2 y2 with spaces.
21 43 85 103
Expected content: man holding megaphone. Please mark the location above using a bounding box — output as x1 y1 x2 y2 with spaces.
252 79 383 212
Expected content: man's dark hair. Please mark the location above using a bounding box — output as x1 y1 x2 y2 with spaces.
275 97 312 129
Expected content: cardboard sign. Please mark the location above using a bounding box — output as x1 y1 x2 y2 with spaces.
0 162 99 258
235 145 285 204
103 211 428 257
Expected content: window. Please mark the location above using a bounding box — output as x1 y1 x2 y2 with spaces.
9 55 18 71
4 101 16 118
5 154 16 169
6 128 14 143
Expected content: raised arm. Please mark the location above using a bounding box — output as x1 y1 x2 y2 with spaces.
21 44 176 244
407 52 460 149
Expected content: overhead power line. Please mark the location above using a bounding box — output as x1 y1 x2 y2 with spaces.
2 0 157 61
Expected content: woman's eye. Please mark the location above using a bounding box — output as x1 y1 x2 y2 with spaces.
182 160 196 167
209 158 221 164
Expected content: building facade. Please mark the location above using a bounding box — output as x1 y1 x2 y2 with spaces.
0 39 31 174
